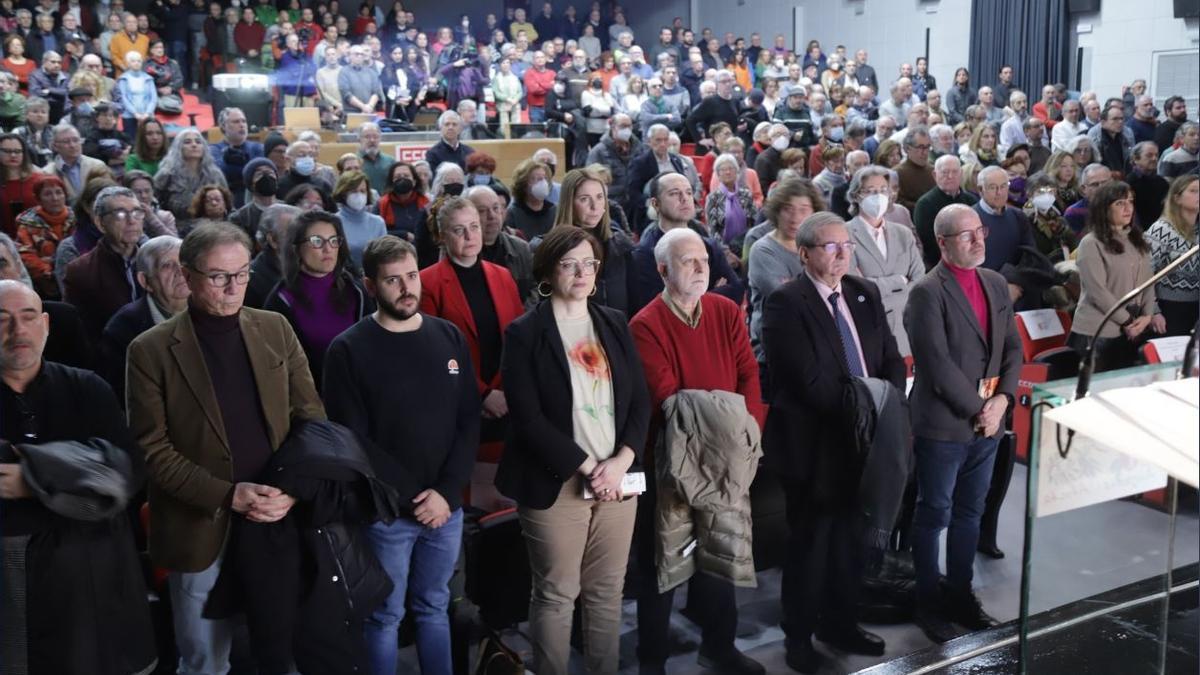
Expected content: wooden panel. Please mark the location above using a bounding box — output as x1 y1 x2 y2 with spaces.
315 138 565 186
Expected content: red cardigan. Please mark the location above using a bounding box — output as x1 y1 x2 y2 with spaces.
630 293 765 431
419 257 524 394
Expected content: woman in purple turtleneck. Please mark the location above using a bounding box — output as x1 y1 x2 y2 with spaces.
263 209 375 389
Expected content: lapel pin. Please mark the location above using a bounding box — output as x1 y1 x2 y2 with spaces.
857 295 865 302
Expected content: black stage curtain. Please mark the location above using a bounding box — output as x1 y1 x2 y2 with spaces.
969 0 1072 99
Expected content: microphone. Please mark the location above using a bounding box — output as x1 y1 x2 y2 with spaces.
1074 244 1199 401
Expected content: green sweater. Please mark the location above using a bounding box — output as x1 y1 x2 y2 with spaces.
0 92 26 122
125 153 161 176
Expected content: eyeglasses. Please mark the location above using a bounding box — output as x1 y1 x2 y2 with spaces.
191 267 251 287
100 208 146 222
909 144 932 152
808 241 856 255
558 258 600 275
0 147 22 155
305 235 342 249
941 226 990 244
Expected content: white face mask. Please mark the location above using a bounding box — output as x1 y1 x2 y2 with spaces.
530 179 551 200
1031 192 1056 212
615 127 633 142
346 192 367 211
860 193 889 219
771 136 790 151
293 156 315 176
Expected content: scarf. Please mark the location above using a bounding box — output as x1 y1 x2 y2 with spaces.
377 190 429 229
36 206 72 236
647 95 670 115
720 185 747 244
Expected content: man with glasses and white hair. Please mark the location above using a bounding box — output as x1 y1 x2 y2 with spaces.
338 44 384 115
972 165 1038 305
904 203 1021 644
425 110 475 173
761 211 905 672
1063 162 1112 234
62 185 146 342
127 221 325 674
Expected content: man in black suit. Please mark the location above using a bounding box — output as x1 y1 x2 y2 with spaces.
761 212 905 673
903 204 1022 643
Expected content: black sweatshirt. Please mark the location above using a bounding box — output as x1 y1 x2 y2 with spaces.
321 314 481 515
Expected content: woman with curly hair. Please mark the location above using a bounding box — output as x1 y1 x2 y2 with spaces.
504 158 557 240
186 184 234 233
153 127 228 221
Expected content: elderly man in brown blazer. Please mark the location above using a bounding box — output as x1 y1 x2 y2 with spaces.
126 222 325 675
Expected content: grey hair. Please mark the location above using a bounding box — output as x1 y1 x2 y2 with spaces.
24 96 48 113
1177 122 1199 141
976 165 1008 188
847 165 891 210
40 50 59 64
437 110 462 129
297 130 321 146
715 69 735 83
1136 94 1153 106
51 122 80 142
359 121 381 135
157 128 224 184
1132 140 1158 161
796 212 845 248
431 162 465 196
902 124 930 147
0 233 33 288
532 147 556 163
653 227 703 268
0 72 17 87
1080 163 1110 183
464 185 498 200
135 235 183 276
934 203 975 237
712 153 740 177
929 123 954 140
217 107 244 128
457 99 478 113
933 154 961 172
258 203 303 247
647 123 670 140
92 186 137 221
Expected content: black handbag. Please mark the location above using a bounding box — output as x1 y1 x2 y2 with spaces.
473 630 524 675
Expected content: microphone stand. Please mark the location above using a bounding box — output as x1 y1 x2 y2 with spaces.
1074 244 1199 401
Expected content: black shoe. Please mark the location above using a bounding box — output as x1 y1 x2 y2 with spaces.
815 625 886 656
783 638 823 674
944 590 1000 631
914 603 961 644
977 542 1006 559
697 645 765 675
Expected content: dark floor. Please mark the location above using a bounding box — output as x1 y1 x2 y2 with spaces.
390 466 1199 675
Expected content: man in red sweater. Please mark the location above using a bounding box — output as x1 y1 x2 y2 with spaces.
294 7 325 56
629 227 765 675
523 50 556 124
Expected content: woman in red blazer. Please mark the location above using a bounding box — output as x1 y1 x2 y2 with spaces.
420 196 525 449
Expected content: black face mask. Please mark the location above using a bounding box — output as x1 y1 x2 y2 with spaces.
442 183 464 196
253 174 277 196
391 178 414 195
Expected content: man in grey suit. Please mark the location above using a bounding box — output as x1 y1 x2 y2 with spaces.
845 166 924 356
903 203 1021 644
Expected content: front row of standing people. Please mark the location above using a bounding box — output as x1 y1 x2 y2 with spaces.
0 169 1021 675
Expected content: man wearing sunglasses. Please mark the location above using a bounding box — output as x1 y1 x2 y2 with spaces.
904 203 1021 645
127 221 325 674
760 212 906 673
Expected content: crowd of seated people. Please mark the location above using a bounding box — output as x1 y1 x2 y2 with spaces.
0 3 1196 675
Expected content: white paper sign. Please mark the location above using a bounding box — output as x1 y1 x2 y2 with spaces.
1019 309 1065 341
1148 336 1191 364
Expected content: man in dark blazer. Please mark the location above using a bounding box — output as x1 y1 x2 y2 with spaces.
127 222 325 673
761 212 906 673
424 110 476 173
903 203 1022 644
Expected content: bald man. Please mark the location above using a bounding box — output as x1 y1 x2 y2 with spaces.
0 280 156 674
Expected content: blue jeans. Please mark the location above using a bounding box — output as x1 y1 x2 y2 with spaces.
910 435 999 601
364 510 463 675
168 553 233 675
528 105 545 123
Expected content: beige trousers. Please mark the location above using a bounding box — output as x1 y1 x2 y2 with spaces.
518 475 638 675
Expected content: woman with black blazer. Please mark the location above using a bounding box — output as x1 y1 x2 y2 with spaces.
495 226 650 675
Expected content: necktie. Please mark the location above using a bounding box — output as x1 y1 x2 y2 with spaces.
828 292 865 377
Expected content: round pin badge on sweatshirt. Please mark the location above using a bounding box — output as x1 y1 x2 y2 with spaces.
857 295 866 302
447 359 460 375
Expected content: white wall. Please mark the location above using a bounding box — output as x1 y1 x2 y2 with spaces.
691 0 973 94
1069 0 1200 105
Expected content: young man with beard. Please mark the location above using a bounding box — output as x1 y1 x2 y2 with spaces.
322 234 481 675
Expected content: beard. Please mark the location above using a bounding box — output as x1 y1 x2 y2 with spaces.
378 293 419 321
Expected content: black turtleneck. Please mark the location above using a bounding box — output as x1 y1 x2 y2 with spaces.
450 259 500 384
189 304 273 482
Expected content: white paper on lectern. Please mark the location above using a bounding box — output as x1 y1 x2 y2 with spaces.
1040 379 1199 513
